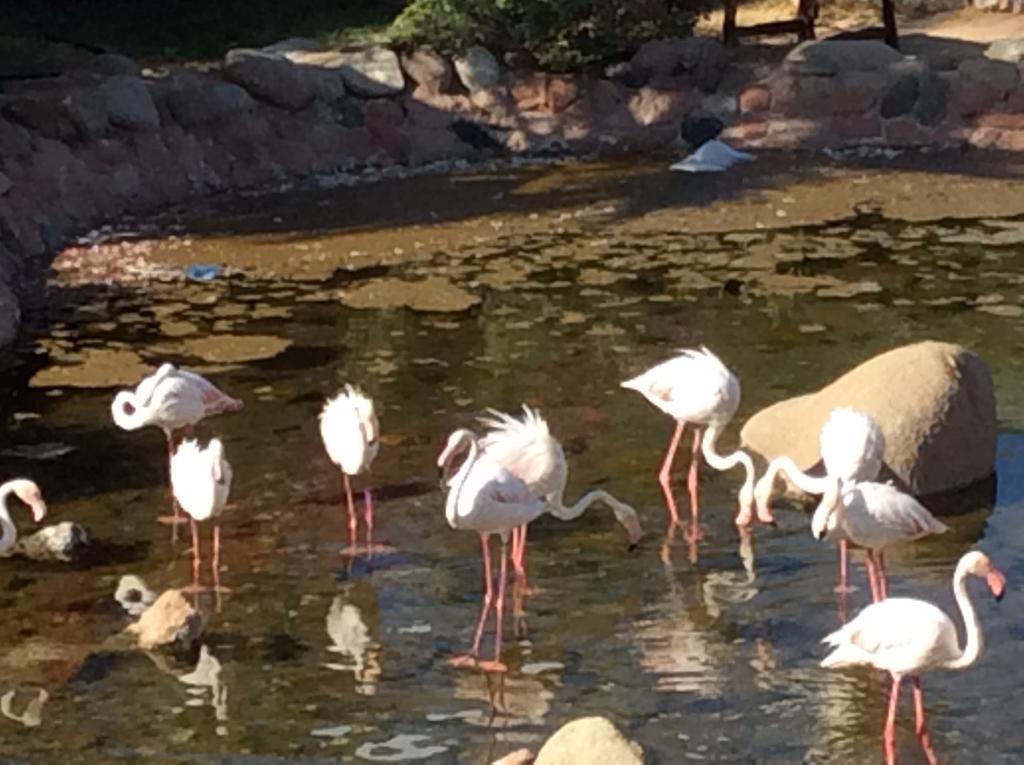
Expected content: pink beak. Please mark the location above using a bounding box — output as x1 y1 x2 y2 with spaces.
756 499 776 526
987 569 1007 601
30 501 47 523
623 515 644 548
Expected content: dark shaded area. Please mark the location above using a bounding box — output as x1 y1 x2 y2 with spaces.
5 0 408 62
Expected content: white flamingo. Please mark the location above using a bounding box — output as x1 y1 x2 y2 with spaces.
475 406 643 582
811 479 948 602
621 346 768 528
320 385 379 553
821 550 1006 765
112 363 242 527
438 427 545 672
0 480 47 556
170 438 232 601
754 408 886 591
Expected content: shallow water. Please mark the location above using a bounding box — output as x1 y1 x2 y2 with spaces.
2 165 1024 763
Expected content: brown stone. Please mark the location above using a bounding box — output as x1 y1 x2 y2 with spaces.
535 717 644 765
740 341 996 496
126 589 203 651
512 74 549 112
738 85 771 115
994 129 1024 151
721 120 769 145
948 80 1005 119
833 73 882 115
371 124 411 162
628 87 686 126
976 112 1024 130
401 48 453 94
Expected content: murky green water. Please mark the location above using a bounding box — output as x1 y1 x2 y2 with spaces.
2 166 1024 763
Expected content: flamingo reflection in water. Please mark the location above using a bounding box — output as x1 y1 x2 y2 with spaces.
324 588 382 696
621 347 771 549
822 551 1006 765
111 363 242 537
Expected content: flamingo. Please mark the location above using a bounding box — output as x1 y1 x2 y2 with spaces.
821 550 1006 765
112 363 242 529
754 407 886 592
0 480 47 556
811 479 948 603
475 406 643 583
170 438 232 602
620 346 769 528
319 385 379 553
437 428 551 673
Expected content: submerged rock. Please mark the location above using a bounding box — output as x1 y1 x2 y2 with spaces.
29 348 151 388
13 522 91 562
339 276 480 312
535 716 644 765
176 333 292 363
125 589 203 651
740 341 996 497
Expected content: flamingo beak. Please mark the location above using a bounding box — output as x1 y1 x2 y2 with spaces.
756 499 777 528
623 515 644 549
987 569 1007 602
29 500 47 523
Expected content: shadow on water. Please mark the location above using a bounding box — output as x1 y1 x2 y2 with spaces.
1 165 1024 762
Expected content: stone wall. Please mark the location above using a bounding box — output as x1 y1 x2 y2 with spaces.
2 34 1024 349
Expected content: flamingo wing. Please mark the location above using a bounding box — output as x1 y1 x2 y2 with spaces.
820 408 886 483
170 440 217 520
478 406 565 496
178 369 241 414
320 394 371 475
622 347 738 423
844 482 949 547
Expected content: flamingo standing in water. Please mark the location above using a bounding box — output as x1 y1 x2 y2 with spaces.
621 346 769 528
438 428 545 672
0 480 47 556
112 363 242 529
474 406 643 584
754 408 886 592
811 479 948 602
319 385 379 553
170 438 233 603
821 550 1006 765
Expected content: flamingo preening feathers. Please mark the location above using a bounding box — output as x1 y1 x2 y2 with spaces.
170 437 233 603
822 551 1006 765
621 346 768 529
111 363 242 529
320 385 379 552
0 480 47 556
754 407 887 591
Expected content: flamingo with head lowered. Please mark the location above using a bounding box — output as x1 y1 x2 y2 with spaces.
621 346 770 529
0 480 47 556
112 363 242 530
754 407 886 592
821 550 1006 765
437 420 640 672
319 385 379 554
811 479 948 602
170 438 233 605
474 405 642 585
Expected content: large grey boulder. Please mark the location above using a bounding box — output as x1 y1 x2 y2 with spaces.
167 77 254 127
784 40 904 76
334 46 405 97
630 36 728 92
535 717 644 765
454 46 501 92
13 522 91 563
957 57 1019 93
740 341 996 497
223 48 316 110
97 76 160 131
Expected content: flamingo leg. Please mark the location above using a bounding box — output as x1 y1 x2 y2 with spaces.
877 551 888 600
478 537 509 673
188 517 202 594
342 473 357 553
911 677 939 765
450 534 493 668
363 489 374 556
511 525 529 590
884 675 901 765
658 421 685 525
687 426 702 525
834 539 856 594
865 550 883 603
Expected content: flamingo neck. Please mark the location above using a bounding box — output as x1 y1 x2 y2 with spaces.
547 489 643 544
701 425 755 498
0 482 20 556
944 561 984 670
759 456 830 498
446 437 479 524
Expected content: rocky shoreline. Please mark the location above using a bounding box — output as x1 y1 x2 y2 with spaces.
4 33 1024 350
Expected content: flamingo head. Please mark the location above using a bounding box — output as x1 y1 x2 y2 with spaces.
962 551 1006 602
111 391 144 430
810 476 843 541
437 429 475 487
10 480 47 523
752 474 774 525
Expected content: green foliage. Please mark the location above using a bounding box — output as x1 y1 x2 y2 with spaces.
390 0 709 72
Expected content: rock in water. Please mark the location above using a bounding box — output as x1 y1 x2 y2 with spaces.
740 341 996 497
13 522 91 562
535 717 644 765
115 575 158 616
126 590 203 651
